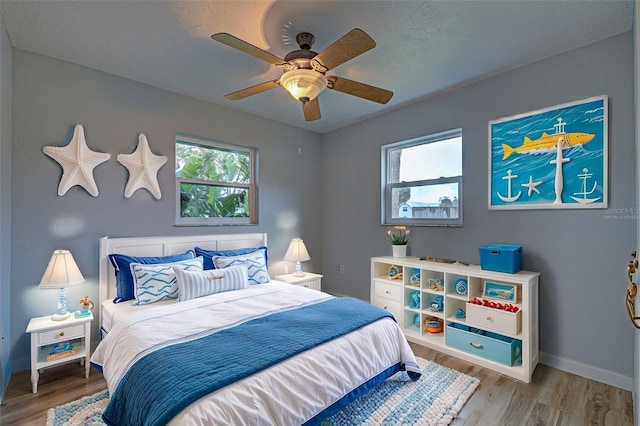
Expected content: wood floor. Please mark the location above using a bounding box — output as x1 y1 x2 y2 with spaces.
0 343 633 425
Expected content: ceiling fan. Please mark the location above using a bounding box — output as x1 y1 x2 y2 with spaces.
211 29 393 121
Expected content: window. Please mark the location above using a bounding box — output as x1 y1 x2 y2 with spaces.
382 129 462 226
175 134 257 226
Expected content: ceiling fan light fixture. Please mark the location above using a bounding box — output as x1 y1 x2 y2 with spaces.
280 69 327 103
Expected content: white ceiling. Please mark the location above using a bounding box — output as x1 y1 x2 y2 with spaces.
1 0 634 134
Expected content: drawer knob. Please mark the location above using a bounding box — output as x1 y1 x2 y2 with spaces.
59 331 64 337
486 316 491 321
383 306 388 310
304 284 308 288
385 290 390 294
469 341 483 349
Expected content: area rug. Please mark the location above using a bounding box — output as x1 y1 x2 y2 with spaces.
46 357 479 426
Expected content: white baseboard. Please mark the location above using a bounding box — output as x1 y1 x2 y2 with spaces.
540 351 632 391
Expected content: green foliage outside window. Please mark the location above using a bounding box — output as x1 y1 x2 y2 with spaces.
176 138 255 223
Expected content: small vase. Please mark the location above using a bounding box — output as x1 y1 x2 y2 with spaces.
392 244 407 257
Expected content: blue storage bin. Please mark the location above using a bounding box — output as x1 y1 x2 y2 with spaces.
446 323 522 366
479 243 522 273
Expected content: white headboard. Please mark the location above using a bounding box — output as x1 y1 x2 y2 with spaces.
98 233 267 327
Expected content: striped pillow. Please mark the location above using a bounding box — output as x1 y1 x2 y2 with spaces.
212 251 269 285
130 257 203 305
174 264 249 301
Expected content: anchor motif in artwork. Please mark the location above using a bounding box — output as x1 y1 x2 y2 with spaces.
496 169 521 203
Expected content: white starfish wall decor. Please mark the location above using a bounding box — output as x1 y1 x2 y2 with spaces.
117 133 167 199
43 124 111 197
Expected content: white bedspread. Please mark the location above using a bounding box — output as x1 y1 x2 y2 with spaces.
91 282 417 425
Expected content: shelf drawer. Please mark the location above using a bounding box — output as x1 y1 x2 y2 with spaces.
37 324 84 346
466 303 521 335
446 323 522 366
372 297 402 322
374 281 402 301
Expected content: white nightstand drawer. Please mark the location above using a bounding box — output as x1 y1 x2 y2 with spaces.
274 273 323 291
37 323 84 346
374 281 402 301
295 279 320 291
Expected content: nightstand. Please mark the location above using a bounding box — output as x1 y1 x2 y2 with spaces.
26 312 93 393
275 272 323 291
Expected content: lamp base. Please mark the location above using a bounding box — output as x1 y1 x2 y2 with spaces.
292 261 306 277
51 312 71 321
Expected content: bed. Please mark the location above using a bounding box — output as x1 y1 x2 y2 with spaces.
91 233 420 425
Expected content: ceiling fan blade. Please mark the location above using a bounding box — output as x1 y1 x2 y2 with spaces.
310 28 376 73
327 76 393 104
212 33 286 66
224 80 281 101
302 98 321 121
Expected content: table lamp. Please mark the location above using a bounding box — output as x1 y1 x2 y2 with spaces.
284 238 311 277
39 249 85 321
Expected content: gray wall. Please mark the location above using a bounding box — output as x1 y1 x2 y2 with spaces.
322 32 636 387
5 30 636 389
0 13 12 400
10 49 323 371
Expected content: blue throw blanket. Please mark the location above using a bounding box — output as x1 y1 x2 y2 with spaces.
102 297 399 426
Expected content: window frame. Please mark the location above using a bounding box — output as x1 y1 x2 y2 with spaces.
381 128 463 227
175 134 258 226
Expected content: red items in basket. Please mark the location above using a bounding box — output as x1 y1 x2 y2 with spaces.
469 297 519 313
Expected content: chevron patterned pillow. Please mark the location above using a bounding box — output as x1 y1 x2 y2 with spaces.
130 257 203 305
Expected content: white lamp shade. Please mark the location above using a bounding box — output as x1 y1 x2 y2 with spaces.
283 238 311 262
39 249 85 288
280 69 327 102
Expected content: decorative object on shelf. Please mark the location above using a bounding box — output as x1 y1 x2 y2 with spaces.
47 342 76 361
387 226 410 257
43 124 111 197
469 297 519 313
489 95 607 210
427 278 443 292
409 290 420 309
425 317 443 333
392 244 407 257
410 268 420 286
283 238 311 277
387 265 401 280
413 313 420 328
455 308 466 319
429 295 444 312
479 243 522 274
39 249 85 321
483 281 518 302
117 133 168 199
77 296 94 317
455 278 468 295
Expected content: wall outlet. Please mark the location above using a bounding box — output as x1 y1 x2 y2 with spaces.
339 264 345 273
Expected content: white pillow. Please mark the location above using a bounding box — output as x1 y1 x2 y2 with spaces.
130 257 203 305
174 264 249 301
212 251 269 285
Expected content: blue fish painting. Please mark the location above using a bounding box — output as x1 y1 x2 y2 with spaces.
489 96 607 209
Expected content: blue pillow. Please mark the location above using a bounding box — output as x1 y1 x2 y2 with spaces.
194 246 268 270
109 251 196 303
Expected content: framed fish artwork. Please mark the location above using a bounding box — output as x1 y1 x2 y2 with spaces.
488 95 607 209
